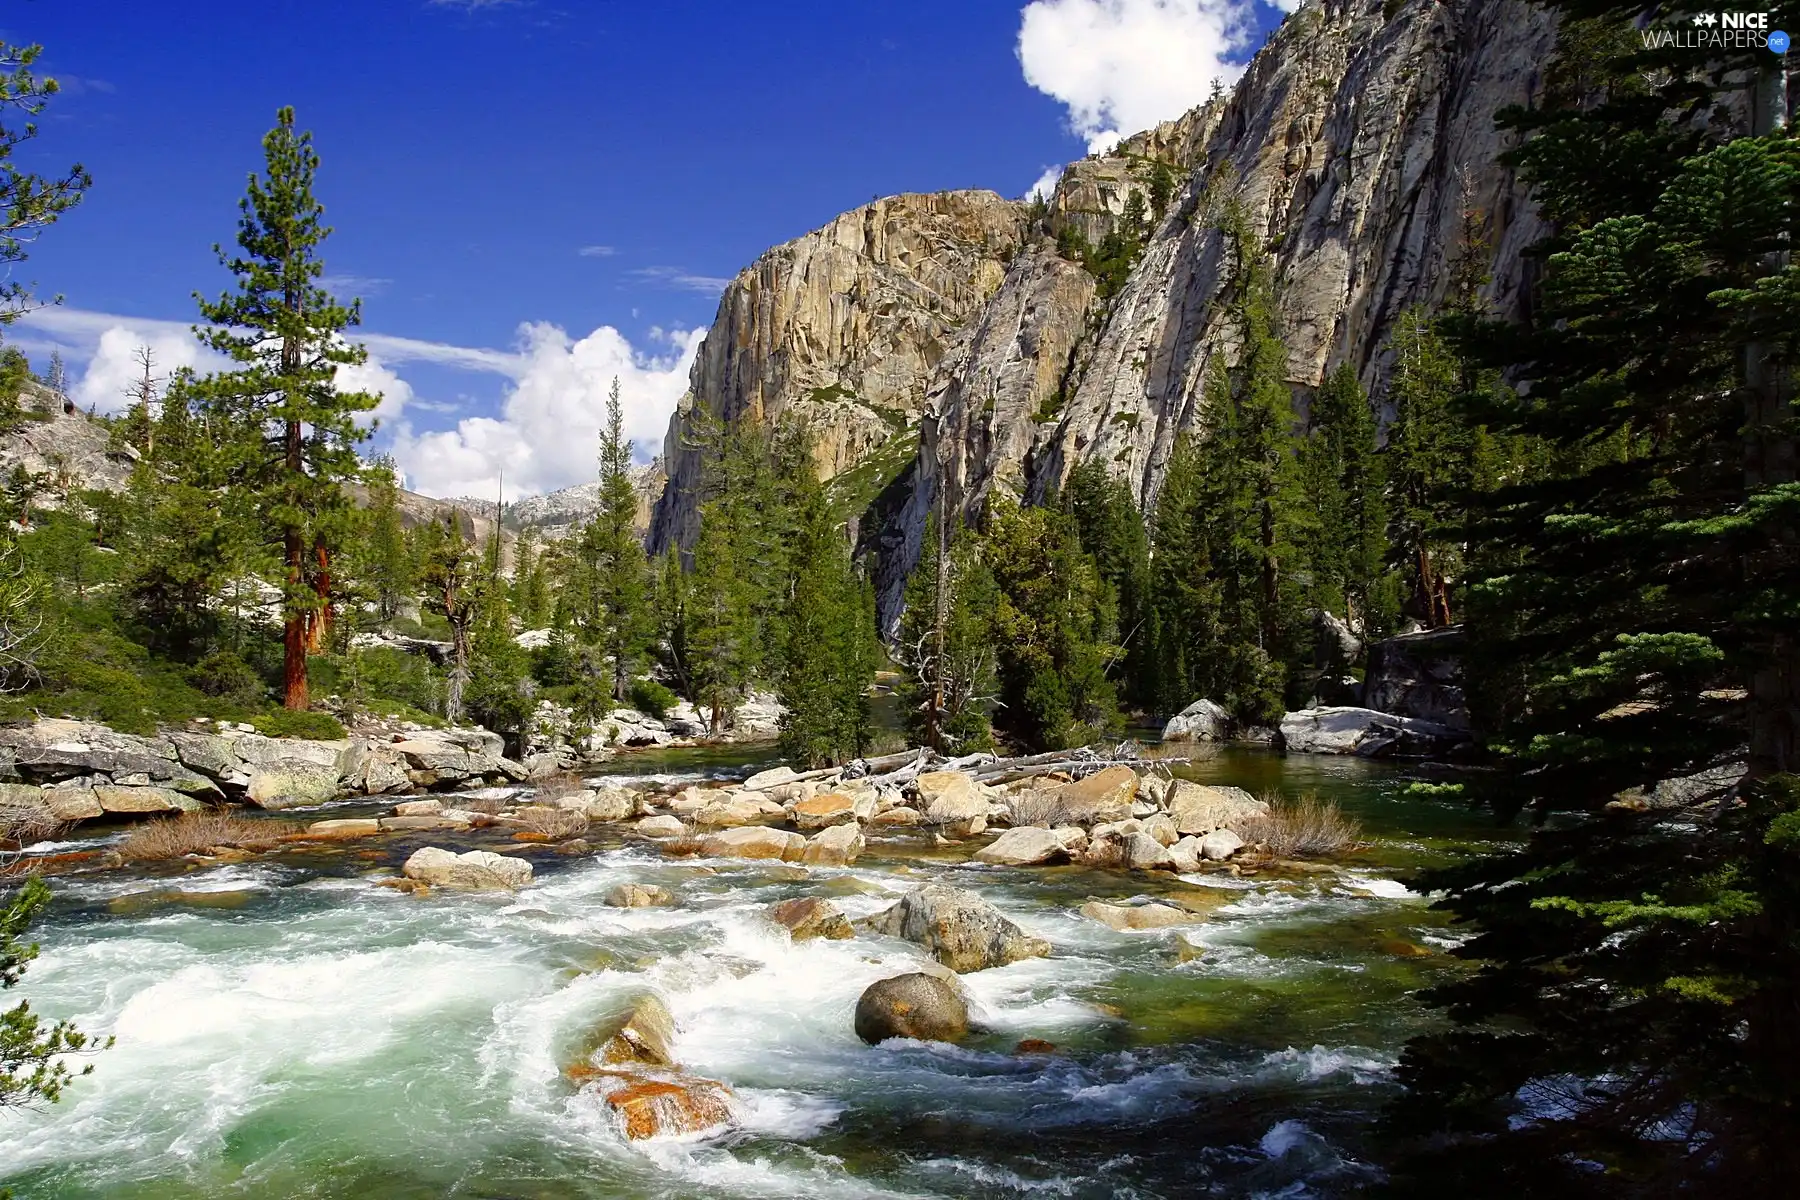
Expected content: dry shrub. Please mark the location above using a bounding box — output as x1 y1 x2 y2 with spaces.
535 771 589 802
117 811 298 862
1235 793 1362 858
458 796 509 816
516 806 590 839
1005 788 1065 829
1 795 64 847
1140 741 1221 762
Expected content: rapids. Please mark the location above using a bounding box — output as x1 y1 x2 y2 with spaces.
0 747 1517 1198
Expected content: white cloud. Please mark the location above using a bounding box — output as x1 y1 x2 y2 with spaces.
319 273 392 296
389 321 703 500
629 265 733 295
72 324 219 414
1025 164 1065 202
577 245 616 258
1018 0 1254 152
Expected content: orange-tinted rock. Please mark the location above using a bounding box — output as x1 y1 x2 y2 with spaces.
602 1073 734 1139
1014 1038 1058 1054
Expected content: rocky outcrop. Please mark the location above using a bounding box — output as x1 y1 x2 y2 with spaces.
865 0 1556 627
568 993 736 1140
1161 699 1231 743
402 846 534 890
1279 706 1471 757
1166 782 1267 836
863 883 1051 973
648 191 1030 555
854 972 969 1045
1363 625 1468 728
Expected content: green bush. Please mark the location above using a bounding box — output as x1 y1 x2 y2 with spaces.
191 650 265 707
251 709 346 741
628 677 678 720
345 646 440 715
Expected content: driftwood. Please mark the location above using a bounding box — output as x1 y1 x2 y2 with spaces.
842 742 1187 790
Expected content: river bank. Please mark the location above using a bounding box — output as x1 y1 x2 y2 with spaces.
0 743 1516 1199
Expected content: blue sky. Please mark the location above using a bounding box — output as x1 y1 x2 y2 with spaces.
7 0 1289 498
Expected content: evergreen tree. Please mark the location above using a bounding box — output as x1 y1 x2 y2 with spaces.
353 455 412 626
1382 17 1800 1194
1147 429 1223 713
593 377 649 702
417 513 482 725
0 39 89 323
685 500 757 733
193 107 378 710
1299 362 1396 637
510 525 550 630
2 878 106 1111
651 546 691 700
1062 460 1153 709
1383 307 1465 628
775 479 875 766
896 515 998 752
986 495 1120 750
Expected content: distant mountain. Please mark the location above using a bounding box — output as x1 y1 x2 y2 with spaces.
446 460 664 541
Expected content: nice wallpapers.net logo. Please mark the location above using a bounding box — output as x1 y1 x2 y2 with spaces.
1641 11 1791 52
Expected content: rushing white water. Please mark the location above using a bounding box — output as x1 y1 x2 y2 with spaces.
0 758 1493 1199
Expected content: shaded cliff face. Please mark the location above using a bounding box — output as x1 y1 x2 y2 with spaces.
645 190 1028 555
866 0 1555 627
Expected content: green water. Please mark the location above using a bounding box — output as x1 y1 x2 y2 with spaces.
0 747 1516 1198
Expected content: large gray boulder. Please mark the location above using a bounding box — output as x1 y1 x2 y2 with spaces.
1363 626 1467 728
854 972 969 1044
245 763 341 810
402 846 534 890
863 884 1051 973
914 770 989 836
1279 706 1471 758
973 826 1077 866
1166 781 1267 836
1160 699 1230 743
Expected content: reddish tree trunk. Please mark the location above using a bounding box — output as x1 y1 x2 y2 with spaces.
282 417 308 710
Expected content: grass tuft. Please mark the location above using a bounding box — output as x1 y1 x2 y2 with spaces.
117 811 298 862
1236 793 1363 858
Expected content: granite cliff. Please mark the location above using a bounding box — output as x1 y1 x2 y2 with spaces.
633 0 1556 629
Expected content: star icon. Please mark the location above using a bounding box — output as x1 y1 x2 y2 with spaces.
1695 12 1718 25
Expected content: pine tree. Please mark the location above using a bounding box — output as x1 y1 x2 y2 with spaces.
2 878 107 1112
1147 428 1223 713
1299 362 1396 638
354 455 412 626
0 39 89 324
1383 307 1464 629
775 479 875 766
685 500 757 733
593 377 649 702
510 525 550 630
1381 18 1800 1194
417 513 482 725
193 107 378 710
986 495 1120 750
118 345 159 458
1062 460 1153 709
896 515 998 752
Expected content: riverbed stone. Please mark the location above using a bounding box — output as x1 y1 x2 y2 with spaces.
973 826 1075 867
245 764 341 810
379 813 472 832
863 883 1051 973
854 972 970 1044
42 786 103 822
393 798 444 817
591 1071 735 1140
306 818 382 837
93 785 194 814
800 822 865 866
768 896 853 940
1141 813 1180 846
606 883 673 908
742 765 800 791
1166 782 1266 836
791 792 858 830
869 805 924 827
584 786 640 823
1080 900 1201 931
693 798 765 829
586 992 679 1066
402 846 533 890
1199 829 1246 861
635 814 687 838
1052 766 1138 826
915 771 988 835
695 826 806 861
1161 698 1231 743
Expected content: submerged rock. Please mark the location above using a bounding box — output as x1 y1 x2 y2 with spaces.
767 896 853 940
402 846 533 891
1080 900 1202 931
863 883 1051 972
591 1071 735 1140
588 992 679 1066
854 972 969 1044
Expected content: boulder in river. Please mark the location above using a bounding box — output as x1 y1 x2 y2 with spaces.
1160 699 1230 743
1082 828 1175 871
693 797 766 829
584 787 641 823
94 785 200 814
1278 706 1470 758
402 846 533 891
767 896 853 940
606 883 673 908
800 822 864 866
635 814 687 838
869 806 924 827
306 818 381 838
245 763 341 810
1166 781 1266 836
742 765 800 791
973 826 1076 867
863 884 1050 972
914 771 989 836
587 992 679 1066
1080 900 1202 931
1199 829 1246 861
791 792 859 830
593 1072 734 1140
1051 766 1138 826
695 826 806 862
853 972 969 1044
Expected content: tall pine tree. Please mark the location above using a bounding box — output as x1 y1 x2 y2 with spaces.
194 107 378 709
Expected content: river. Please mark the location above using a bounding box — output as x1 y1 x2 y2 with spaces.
0 745 1517 1198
